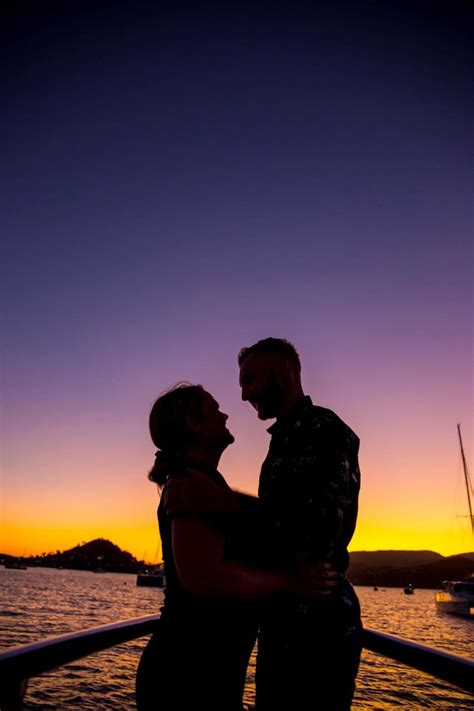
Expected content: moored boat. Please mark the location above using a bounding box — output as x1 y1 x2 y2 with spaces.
4 560 28 570
136 568 166 587
435 579 474 617
434 425 474 617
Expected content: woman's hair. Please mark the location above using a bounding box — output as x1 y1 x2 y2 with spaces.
148 383 204 486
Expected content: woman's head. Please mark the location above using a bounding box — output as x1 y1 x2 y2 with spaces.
148 383 233 485
149 383 204 451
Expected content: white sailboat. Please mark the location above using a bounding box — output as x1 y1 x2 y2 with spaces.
435 579 474 617
434 424 474 617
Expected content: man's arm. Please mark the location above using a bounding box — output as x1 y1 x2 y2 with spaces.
164 469 246 517
172 514 338 600
294 420 361 565
164 469 305 557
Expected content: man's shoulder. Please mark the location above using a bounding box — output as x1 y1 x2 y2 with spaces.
304 403 359 448
309 403 340 422
305 403 347 429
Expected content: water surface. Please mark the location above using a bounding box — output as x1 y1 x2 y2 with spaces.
1 568 472 709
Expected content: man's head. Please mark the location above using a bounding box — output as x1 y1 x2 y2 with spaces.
238 338 304 420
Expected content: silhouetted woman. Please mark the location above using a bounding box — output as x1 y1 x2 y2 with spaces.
136 384 334 710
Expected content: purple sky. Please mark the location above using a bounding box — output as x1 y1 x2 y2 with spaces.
2 1 473 558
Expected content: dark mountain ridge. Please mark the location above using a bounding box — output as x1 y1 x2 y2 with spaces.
0 538 148 574
348 550 443 568
347 551 474 588
2 541 473 584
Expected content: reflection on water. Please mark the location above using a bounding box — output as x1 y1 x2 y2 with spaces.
353 586 473 710
1 568 473 709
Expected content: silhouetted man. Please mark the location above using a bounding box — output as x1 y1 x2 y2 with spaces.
237 338 362 710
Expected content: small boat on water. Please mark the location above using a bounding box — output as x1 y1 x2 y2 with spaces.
435 579 474 617
4 560 27 570
136 568 166 587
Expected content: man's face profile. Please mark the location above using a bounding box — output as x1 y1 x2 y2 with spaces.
239 352 287 420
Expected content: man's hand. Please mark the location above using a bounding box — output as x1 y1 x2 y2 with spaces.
290 554 339 598
164 469 240 517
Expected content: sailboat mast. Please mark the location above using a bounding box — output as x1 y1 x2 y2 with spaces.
457 423 474 535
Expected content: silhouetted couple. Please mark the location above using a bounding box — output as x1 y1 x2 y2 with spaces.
136 338 362 710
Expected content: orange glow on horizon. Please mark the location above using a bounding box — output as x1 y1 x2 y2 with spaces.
1 520 162 563
2 425 472 561
2 514 472 561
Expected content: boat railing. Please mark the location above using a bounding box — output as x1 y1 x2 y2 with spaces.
0 615 160 710
1 615 473 709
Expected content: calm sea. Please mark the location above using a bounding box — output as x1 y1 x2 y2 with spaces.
0 567 473 709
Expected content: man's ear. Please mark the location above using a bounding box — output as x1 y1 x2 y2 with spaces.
289 364 301 386
280 356 301 387
277 355 293 383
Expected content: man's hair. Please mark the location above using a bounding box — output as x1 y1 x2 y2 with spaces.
238 337 301 373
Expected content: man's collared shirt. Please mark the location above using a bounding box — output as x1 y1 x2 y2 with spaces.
258 395 360 574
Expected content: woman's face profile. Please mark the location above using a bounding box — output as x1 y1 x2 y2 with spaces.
198 391 235 449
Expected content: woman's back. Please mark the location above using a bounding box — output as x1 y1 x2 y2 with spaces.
136 463 258 711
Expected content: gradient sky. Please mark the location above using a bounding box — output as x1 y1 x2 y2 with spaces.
1 1 473 561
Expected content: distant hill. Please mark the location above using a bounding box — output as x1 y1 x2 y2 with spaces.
0 538 147 574
349 550 442 569
2 542 473 583
348 550 474 588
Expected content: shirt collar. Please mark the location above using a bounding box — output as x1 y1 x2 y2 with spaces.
266 395 313 436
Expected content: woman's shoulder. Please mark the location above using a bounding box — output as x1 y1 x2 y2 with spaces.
160 469 190 504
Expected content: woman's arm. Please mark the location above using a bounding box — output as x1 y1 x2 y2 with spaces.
171 515 337 600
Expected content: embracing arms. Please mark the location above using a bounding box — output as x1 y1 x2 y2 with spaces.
171 514 336 600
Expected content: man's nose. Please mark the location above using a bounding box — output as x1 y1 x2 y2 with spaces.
240 386 248 401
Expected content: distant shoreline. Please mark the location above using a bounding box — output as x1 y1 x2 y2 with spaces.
1 539 473 588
